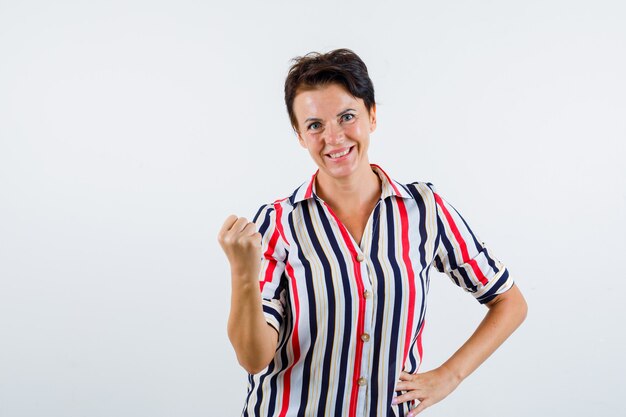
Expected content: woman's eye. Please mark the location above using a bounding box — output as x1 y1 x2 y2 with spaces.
308 122 322 130
341 114 355 122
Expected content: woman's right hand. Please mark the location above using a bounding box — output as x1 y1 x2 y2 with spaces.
219 215 278 374
218 215 263 281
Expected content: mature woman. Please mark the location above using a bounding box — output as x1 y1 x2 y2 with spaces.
218 49 527 417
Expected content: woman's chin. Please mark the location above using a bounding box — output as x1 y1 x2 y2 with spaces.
320 159 363 180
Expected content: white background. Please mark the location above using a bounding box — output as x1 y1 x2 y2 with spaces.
1 1 625 416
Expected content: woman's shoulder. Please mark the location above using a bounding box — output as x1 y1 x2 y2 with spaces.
252 197 293 220
402 180 438 201
372 164 437 200
406 180 436 192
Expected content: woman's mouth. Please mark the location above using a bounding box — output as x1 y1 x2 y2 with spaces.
326 146 354 161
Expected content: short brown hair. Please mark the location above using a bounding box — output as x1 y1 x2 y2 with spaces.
284 48 376 132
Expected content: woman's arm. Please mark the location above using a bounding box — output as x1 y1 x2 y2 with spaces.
219 215 279 374
394 284 528 416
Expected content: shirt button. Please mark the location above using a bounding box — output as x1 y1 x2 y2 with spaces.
363 290 372 299
356 254 365 262
357 377 367 386
361 333 370 342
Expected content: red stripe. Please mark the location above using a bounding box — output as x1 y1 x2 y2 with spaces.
373 163 417 363
433 193 488 285
273 199 300 417
370 163 403 196
323 202 365 417
304 171 317 199
396 198 416 365
278 262 300 417
260 226 280 291
412 321 426 410
273 199 289 245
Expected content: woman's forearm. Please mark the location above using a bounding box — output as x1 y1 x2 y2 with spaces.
227 272 278 374
218 215 279 374
394 284 528 415
441 284 528 382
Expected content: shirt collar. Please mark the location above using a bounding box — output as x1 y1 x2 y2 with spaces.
290 164 412 204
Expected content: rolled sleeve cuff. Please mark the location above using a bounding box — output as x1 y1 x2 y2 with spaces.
475 268 514 304
262 300 284 332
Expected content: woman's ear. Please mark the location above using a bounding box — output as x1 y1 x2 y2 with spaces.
369 104 377 133
296 130 308 149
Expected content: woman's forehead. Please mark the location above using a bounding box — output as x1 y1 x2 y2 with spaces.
293 84 362 116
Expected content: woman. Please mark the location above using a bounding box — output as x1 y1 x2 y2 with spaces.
218 49 527 417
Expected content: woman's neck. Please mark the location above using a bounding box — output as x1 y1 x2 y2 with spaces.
315 164 381 211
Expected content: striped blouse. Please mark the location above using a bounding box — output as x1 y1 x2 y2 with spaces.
243 164 513 417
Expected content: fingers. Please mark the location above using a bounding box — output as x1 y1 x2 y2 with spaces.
242 221 259 236
393 389 430 417
218 215 262 252
219 216 257 239
393 390 421 404
398 371 414 381
219 214 239 236
230 217 252 233
393 374 420 405
395 381 420 391
409 401 428 416
393 368 459 416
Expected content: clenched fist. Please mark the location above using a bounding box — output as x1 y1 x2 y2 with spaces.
218 215 263 281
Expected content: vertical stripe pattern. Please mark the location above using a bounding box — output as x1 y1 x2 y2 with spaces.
241 165 514 416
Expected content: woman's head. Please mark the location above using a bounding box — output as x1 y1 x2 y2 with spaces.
284 48 376 132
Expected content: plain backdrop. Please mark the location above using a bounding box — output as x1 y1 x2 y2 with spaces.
1 1 625 416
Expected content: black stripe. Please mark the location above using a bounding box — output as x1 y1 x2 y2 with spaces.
433 254 446 275
253 204 268 223
407 185 429 335
316 199 352 415
482 247 501 274
451 204 482 250
384 198 404 416
263 304 283 328
289 208 317 417
477 269 510 304
288 187 300 206
243 373 254 417
398 182 412 196
447 269 462 288
301 201 336 417
252 360 277 416
257 206 274 236
266 296 293 416
368 202 384 417
456 267 478 293
454 207 500 273
437 216 460 270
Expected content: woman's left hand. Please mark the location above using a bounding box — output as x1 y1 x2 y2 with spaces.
392 367 461 416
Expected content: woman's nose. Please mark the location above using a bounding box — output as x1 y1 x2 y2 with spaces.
324 122 344 144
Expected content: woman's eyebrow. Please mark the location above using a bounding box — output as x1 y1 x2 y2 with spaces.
337 108 357 116
304 108 357 123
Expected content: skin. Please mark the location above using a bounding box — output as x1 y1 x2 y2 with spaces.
292 82 381 244
218 82 528 414
217 215 278 374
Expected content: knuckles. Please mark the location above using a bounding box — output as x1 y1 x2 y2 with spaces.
219 228 260 248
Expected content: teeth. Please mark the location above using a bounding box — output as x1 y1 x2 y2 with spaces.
329 148 350 158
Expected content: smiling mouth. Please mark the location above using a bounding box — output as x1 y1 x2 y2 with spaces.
327 146 353 159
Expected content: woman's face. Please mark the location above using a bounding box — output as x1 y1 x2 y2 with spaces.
293 83 376 181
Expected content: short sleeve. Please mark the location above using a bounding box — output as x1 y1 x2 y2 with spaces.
429 186 514 304
252 203 288 332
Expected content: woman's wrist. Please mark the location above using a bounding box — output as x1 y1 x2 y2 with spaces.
438 362 465 386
